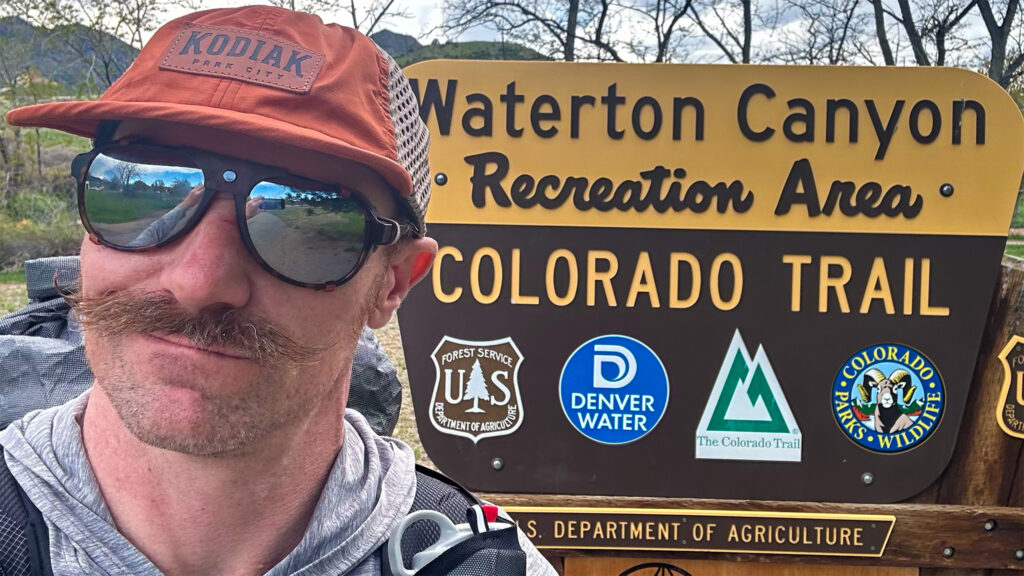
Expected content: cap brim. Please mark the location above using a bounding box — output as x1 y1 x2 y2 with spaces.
6 100 414 197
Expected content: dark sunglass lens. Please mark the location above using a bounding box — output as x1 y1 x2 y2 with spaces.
246 180 367 285
83 147 204 247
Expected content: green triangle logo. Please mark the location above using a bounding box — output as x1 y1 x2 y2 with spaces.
707 347 789 433
696 330 801 462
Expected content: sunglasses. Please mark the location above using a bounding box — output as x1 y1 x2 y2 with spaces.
72 143 410 290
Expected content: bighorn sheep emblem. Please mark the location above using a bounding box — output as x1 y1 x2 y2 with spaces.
857 369 917 433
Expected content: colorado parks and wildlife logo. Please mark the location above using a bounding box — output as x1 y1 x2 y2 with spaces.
832 344 944 453
430 336 524 443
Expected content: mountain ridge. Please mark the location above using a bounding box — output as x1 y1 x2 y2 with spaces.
0 19 549 92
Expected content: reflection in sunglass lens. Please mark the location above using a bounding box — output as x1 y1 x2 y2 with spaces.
83 147 204 247
246 180 367 285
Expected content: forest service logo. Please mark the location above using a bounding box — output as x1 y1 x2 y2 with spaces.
430 336 525 443
995 336 1024 439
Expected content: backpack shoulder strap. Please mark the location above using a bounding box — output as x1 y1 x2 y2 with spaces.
380 465 482 576
408 465 480 518
0 455 51 576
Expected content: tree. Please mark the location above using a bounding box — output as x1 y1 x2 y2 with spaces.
0 33 32 200
771 0 872 65
5 0 156 90
463 359 489 413
977 0 1024 88
442 0 588 61
687 0 763 63
259 0 409 35
442 0 701 62
866 0 976 66
113 161 139 196
620 0 697 62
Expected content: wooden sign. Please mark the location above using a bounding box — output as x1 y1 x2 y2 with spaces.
398 62 1024 502
506 506 894 556
564 557 918 576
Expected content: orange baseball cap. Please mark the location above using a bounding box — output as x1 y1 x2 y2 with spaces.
5 5 431 234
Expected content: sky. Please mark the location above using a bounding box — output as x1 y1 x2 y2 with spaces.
153 0 482 45
148 0 1003 69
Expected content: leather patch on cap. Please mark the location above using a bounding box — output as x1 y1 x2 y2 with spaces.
160 23 324 93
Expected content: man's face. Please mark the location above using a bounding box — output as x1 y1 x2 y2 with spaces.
78 121 404 456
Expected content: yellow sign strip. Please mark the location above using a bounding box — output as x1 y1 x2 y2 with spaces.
504 506 895 558
407 62 1024 237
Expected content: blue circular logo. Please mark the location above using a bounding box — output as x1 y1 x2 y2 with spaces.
559 335 669 445
831 344 944 453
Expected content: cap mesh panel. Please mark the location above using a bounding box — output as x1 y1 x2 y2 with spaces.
378 46 431 236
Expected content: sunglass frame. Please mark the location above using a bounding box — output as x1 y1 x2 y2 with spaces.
71 142 406 291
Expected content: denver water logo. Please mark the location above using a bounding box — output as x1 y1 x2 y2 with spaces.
559 335 669 445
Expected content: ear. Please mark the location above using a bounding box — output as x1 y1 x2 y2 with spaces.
366 237 438 329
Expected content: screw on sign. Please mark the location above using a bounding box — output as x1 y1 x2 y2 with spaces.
618 563 693 576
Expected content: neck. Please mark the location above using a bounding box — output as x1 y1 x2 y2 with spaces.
81 386 346 576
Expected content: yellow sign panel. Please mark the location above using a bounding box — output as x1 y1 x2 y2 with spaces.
404 62 1024 236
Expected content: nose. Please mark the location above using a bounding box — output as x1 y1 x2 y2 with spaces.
158 194 254 312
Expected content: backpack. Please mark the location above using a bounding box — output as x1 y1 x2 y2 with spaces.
0 258 527 576
0 457 525 576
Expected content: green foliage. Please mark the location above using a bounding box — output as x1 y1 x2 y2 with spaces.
83 187 179 224
1006 244 1024 258
1012 189 1024 228
0 270 26 284
315 217 364 240
0 192 81 271
31 128 91 152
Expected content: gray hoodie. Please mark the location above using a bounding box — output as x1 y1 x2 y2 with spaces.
0 392 414 575
0 392 556 575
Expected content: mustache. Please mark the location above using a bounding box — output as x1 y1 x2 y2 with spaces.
65 289 325 365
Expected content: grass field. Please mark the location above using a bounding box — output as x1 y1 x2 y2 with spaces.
1006 244 1024 259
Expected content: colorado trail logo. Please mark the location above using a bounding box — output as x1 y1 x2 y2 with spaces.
430 336 524 443
832 343 944 452
696 330 801 462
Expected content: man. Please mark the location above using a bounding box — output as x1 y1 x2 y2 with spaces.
1 6 556 575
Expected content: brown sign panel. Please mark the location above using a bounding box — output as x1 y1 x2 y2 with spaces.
564 558 917 576
996 336 1024 439
506 506 894 557
398 62 1024 502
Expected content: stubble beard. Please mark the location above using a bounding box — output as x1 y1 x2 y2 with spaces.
73 270 382 458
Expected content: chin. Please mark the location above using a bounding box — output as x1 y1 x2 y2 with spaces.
91 345 313 458
85 326 347 456
105 380 274 456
